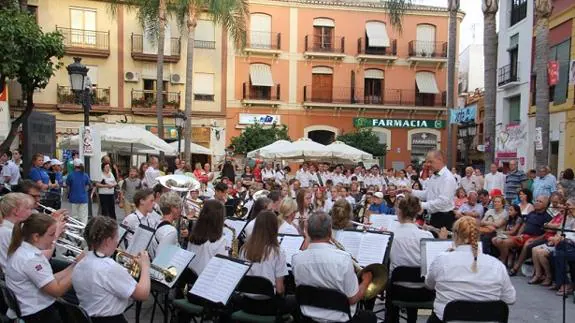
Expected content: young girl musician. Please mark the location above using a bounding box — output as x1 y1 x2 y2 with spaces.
73 216 150 323
6 213 82 323
187 199 227 275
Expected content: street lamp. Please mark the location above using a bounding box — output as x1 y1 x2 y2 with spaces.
458 122 477 167
174 110 187 156
67 57 92 218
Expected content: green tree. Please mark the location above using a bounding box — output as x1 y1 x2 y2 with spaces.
229 122 290 156
336 128 387 157
0 9 65 151
171 0 249 162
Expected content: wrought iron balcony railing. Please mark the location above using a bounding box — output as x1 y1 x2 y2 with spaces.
408 40 448 58
303 86 446 107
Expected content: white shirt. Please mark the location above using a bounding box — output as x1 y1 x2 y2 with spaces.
459 175 481 193
261 168 275 181
2 160 20 185
425 245 516 320
144 166 160 188
296 169 311 188
121 210 161 246
319 172 331 186
275 170 286 185
331 174 345 185
149 221 178 260
72 252 136 317
412 166 457 213
0 219 15 271
187 237 227 274
98 172 116 195
394 177 411 188
240 248 288 289
278 221 299 235
389 223 433 272
244 219 255 239
6 242 55 316
484 172 506 192
292 243 358 322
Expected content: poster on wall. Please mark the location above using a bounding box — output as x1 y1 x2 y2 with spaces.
81 126 94 156
535 127 543 151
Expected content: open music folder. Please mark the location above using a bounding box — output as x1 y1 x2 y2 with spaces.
369 214 399 231
337 229 393 267
189 255 251 305
223 218 247 249
151 244 195 288
125 224 155 255
278 234 304 266
420 239 485 276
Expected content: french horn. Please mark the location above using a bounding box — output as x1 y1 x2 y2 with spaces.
157 174 201 192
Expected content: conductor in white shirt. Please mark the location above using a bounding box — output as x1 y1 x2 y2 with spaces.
425 216 516 322
484 163 506 192
403 150 457 230
292 211 376 323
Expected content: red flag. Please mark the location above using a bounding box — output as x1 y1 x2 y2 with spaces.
548 60 559 85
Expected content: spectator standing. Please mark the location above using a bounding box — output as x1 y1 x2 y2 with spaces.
97 163 117 219
532 165 557 200
48 159 64 210
504 160 528 205
558 168 575 200
484 163 506 192
65 159 91 224
120 167 142 215
2 151 21 190
459 167 481 194
143 156 160 188
526 169 537 192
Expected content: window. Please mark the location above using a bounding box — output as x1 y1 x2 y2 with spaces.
415 71 440 106
507 95 520 124
193 73 215 101
250 13 272 49
195 20 215 49
86 65 98 87
313 18 335 51
549 39 571 105
364 69 384 104
365 21 390 54
143 79 169 102
415 24 436 56
510 0 527 26
70 7 96 45
508 34 519 81
27 5 38 20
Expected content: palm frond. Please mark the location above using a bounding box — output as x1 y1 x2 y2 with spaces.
382 0 414 32
208 0 249 49
107 0 163 43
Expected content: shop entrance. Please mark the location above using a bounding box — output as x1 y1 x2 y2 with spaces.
308 130 335 145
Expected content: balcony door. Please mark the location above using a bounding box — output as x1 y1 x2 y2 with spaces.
143 79 169 102
250 13 271 49
70 8 96 46
312 71 333 103
415 24 436 56
364 69 384 104
313 18 335 51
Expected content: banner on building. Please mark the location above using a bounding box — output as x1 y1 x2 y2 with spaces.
450 104 477 124
548 60 559 86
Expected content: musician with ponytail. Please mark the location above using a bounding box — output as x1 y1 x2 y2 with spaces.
72 216 150 323
5 213 84 323
424 216 516 323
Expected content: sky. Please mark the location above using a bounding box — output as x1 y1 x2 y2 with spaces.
413 0 485 53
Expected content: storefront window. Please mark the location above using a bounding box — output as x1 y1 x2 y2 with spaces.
410 132 438 165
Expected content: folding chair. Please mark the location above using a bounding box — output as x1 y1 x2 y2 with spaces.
443 300 509 322
230 275 293 322
56 298 92 323
0 281 20 320
295 285 352 323
387 266 434 323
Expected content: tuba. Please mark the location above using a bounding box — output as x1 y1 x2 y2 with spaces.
330 237 388 300
223 224 239 257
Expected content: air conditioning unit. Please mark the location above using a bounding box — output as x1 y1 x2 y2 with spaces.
124 71 140 82
170 73 184 84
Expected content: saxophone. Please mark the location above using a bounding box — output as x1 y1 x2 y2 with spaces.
224 223 239 257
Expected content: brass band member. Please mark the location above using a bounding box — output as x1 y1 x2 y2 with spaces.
425 216 516 323
292 211 376 323
0 193 36 271
187 200 227 275
331 199 353 241
149 191 183 259
244 197 273 239
121 189 158 246
72 216 150 323
278 198 299 235
6 213 82 323
294 189 312 235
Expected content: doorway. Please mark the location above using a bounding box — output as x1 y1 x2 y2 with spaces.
312 73 333 102
308 130 335 145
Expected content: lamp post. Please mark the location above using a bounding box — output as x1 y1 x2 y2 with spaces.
458 122 477 167
67 57 93 218
174 110 187 157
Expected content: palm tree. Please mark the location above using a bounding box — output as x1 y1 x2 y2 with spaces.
482 0 498 172
172 0 249 163
446 0 460 168
534 0 552 167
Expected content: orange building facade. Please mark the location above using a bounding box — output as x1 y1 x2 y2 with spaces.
226 0 462 167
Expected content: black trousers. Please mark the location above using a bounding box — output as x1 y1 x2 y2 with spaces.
385 286 435 323
22 303 63 323
351 309 377 323
91 315 128 323
430 211 455 230
426 312 442 323
99 194 116 219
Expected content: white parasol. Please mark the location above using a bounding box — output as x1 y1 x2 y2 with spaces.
327 141 373 162
246 140 291 159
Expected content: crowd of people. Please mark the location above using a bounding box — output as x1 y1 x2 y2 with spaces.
0 147 572 322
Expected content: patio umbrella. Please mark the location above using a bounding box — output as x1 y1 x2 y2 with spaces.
327 141 373 162
139 140 212 156
271 137 332 160
246 140 291 159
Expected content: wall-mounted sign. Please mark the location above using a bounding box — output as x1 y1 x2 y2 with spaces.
239 114 280 125
450 104 477 124
411 133 438 146
354 118 445 129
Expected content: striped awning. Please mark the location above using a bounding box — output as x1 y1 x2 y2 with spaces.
365 21 390 47
249 64 274 87
365 69 384 79
415 72 439 94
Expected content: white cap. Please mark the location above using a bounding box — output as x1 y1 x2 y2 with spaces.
73 158 84 167
50 159 63 166
43 156 51 164
374 192 384 199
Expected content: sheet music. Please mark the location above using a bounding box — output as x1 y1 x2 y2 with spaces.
278 235 304 266
337 231 390 267
369 214 398 231
337 231 362 260
421 240 454 276
126 225 155 255
190 256 250 305
151 244 195 288
118 225 127 241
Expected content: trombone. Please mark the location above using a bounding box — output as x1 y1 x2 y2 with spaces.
115 249 178 283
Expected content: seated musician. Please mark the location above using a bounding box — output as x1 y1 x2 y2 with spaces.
73 216 150 323
187 199 227 274
368 192 395 215
121 189 159 246
6 213 82 323
278 198 299 235
425 216 516 323
331 199 353 241
149 191 182 259
185 188 202 218
0 193 36 271
244 197 273 239
292 211 376 323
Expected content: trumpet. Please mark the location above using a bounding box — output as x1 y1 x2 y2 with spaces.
55 238 84 256
115 249 178 282
37 203 57 214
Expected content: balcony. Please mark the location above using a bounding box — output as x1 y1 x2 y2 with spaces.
244 31 281 57
241 82 281 107
131 34 181 63
498 64 520 88
303 35 345 60
356 38 398 64
302 86 446 110
56 27 110 58
407 40 448 67
56 85 111 113
130 90 181 116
